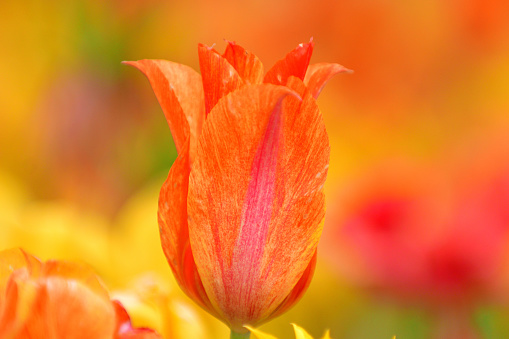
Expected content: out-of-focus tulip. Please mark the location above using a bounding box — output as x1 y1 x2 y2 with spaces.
0 248 161 339
112 274 216 339
247 324 332 339
324 144 509 337
125 41 349 334
326 158 509 302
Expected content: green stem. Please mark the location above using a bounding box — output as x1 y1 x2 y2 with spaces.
230 330 251 339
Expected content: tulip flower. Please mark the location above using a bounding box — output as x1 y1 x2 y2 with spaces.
125 40 349 337
0 248 161 339
324 149 509 338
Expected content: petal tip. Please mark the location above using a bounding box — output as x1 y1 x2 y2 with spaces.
122 60 146 73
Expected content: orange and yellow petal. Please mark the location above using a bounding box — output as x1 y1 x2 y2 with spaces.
188 82 328 330
264 40 314 85
303 63 352 99
0 249 41 292
198 43 243 115
222 41 265 85
0 249 161 339
157 140 215 315
269 251 317 320
123 59 205 159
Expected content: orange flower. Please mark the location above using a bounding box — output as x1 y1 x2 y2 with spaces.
125 41 349 333
0 248 161 339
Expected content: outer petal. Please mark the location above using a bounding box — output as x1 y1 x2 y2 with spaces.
303 63 353 99
157 140 216 316
268 251 317 320
198 43 244 115
263 40 314 85
188 83 329 330
123 59 205 160
223 41 264 84
0 249 41 292
40 260 111 299
0 269 38 338
26 276 116 338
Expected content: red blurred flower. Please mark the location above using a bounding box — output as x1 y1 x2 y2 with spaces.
0 248 161 339
325 158 509 306
125 40 349 332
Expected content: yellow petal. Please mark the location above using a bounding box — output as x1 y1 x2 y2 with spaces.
292 324 314 339
245 326 278 339
321 329 332 339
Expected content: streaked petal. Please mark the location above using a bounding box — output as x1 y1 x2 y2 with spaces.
268 251 317 320
8 272 117 339
188 82 328 329
198 43 243 115
157 140 216 316
264 40 314 85
321 330 332 339
223 41 264 84
123 60 205 159
303 63 353 99
245 326 278 339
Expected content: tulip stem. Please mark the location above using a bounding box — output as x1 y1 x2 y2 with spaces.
230 330 250 339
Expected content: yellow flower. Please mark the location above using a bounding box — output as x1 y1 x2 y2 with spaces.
246 324 332 339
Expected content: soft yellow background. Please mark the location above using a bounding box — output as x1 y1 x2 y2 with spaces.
1 0 509 338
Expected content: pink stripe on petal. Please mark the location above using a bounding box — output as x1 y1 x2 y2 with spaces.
187 84 300 331
229 96 285 311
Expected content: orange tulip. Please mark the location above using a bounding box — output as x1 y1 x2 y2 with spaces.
0 248 161 339
125 40 349 334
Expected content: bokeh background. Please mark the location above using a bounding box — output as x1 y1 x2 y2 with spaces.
1 0 509 338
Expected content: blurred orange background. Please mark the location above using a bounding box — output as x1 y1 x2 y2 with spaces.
1 0 509 338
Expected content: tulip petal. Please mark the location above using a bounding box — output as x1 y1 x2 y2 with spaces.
157 140 216 316
264 40 314 85
223 41 264 84
0 269 38 338
268 251 317 319
123 59 205 159
2 264 117 338
0 249 41 292
40 260 110 299
198 43 244 115
303 63 353 99
188 83 329 329
27 276 116 338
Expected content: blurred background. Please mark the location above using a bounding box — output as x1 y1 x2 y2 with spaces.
1 0 509 338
